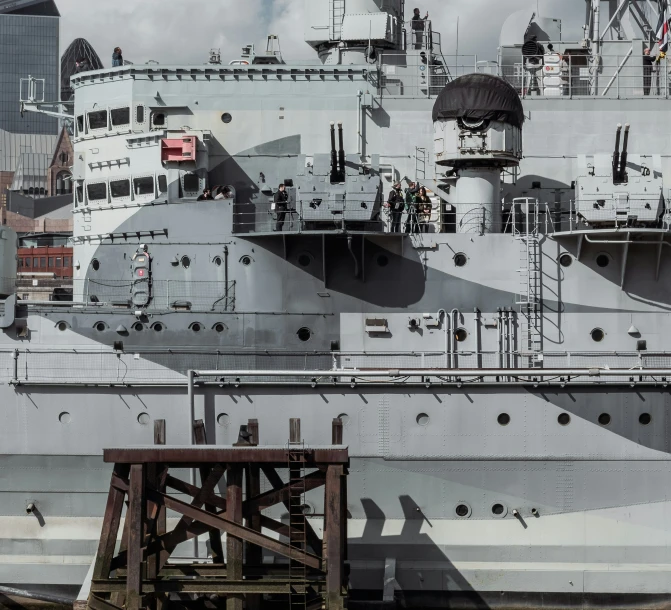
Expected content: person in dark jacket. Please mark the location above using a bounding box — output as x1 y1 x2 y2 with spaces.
197 188 213 201
404 181 420 233
274 184 289 231
643 48 656 96
412 8 429 49
386 182 405 233
112 47 123 67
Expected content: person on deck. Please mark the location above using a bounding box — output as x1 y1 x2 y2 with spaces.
112 47 123 67
412 8 429 50
274 184 289 231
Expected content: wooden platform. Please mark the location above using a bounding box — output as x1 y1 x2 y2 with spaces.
87 418 348 610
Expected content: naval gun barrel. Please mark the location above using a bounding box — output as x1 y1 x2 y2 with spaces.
612 123 622 181
337 121 346 182
619 123 630 182
330 121 338 183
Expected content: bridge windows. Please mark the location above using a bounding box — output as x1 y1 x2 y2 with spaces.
133 176 155 197
110 179 131 200
87 109 108 131
110 106 131 128
151 112 166 129
87 181 108 203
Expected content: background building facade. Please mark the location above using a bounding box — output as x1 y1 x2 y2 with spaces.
0 0 60 135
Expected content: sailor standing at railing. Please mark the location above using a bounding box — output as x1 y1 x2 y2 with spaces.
412 8 429 50
273 184 289 232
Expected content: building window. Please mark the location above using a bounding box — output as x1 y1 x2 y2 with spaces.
88 109 108 130
48 257 54 267
33 257 38 267
25 258 31 268
58 152 69 165
111 107 131 127
40 257 46 268
64 256 70 268
56 258 62 268
18 258 23 268
110 179 131 199
56 171 72 195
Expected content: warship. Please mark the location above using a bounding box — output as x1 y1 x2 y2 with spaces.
4 0 671 607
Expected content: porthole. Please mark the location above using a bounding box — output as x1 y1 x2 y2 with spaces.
137 412 150 425
221 112 232 124
454 253 468 267
455 503 471 518
491 503 507 517
377 254 389 267
298 253 312 267
639 413 652 425
217 413 230 427
598 413 611 426
95 322 106 332
59 412 71 424
191 323 202 333
497 413 510 426
240 256 252 266
181 256 191 269
557 412 571 426
213 256 223 267
132 322 144 332
214 323 226 333
591 328 605 342
91 259 100 271
416 413 430 426
57 321 68 332
300 503 314 516
596 253 611 268
455 328 468 342
153 323 164 332
297 327 312 342
559 254 573 268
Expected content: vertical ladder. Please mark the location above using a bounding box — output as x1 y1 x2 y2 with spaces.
330 0 346 41
515 199 543 367
288 437 307 610
415 147 427 181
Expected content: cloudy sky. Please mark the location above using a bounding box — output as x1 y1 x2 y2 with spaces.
58 0 587 66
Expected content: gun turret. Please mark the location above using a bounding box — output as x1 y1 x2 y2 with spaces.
337 121 346 182
612 123 622 181
330 121 338 183
618 123 630 183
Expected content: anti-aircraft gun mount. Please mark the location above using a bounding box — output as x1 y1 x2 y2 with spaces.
551 123 671 288
574 123 664 228
233 120 383 235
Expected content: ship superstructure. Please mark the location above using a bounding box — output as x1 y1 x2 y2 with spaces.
4 0 671 607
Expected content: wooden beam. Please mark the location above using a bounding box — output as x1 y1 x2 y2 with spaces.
247 470 325 512
145 489 322 570
261 466 323 558
126 464 145 610
92 464 129 581
92 580 296 595
324 464 345 610
226 465 243 610
193 420 225 564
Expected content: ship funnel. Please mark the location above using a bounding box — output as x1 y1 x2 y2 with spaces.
612 124 622 181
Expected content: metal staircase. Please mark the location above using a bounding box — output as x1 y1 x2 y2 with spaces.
514 198 543 367
329 0 345 41
288 440 308 610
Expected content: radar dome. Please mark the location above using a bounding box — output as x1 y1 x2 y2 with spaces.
432 73 525 129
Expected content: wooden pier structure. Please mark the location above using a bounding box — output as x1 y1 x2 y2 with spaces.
86 418 348 610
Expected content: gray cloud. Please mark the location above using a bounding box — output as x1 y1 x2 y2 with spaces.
57 0 587 66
